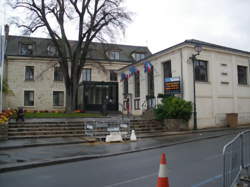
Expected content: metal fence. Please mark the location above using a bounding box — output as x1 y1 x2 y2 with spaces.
223 130 250 187
242 131 250 169
84 120 130 140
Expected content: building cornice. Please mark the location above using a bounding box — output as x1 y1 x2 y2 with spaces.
118 40 250 72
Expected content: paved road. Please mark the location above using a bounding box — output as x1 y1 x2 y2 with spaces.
0 134 236 187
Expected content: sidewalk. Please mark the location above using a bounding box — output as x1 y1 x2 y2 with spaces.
1 126 250 173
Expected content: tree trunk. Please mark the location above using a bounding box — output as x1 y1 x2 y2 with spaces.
65 81 78 113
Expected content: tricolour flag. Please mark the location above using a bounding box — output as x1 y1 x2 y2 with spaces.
144 61 153 73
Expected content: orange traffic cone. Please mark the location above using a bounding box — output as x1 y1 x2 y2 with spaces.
156 153 169 187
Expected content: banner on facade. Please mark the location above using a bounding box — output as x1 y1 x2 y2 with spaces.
164 77 181 94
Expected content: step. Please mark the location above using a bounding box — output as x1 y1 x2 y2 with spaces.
8 124 84 128
8 134 87 139
130 120 161 123
134 130 168 134
9 121 84 125
8 130 84 136
131 123 162 126
131 126 164 130
8 127 84 132
132 128 166 132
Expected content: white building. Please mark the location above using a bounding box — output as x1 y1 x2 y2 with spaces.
118 39 250 129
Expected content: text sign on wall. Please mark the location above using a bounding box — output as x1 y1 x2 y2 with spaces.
164 77 181 94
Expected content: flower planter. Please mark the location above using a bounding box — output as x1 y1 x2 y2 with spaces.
164 119 188 131
0 122 8 141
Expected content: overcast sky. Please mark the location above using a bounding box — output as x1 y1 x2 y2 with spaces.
1 0 250 53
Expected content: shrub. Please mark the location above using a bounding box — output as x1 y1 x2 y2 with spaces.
154 96 192 121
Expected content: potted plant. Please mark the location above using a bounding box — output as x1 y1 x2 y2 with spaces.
154 96 192 130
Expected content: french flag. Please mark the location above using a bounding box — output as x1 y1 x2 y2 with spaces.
129 66 140 77
120 72 126 81
144 61 153 73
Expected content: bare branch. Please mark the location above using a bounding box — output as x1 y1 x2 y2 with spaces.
8 0 132 112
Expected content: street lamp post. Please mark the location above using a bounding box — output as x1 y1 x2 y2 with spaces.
190 45 202 130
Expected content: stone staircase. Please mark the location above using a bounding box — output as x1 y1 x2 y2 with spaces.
130 120 167 138
8 122 85 139
7 120 167 140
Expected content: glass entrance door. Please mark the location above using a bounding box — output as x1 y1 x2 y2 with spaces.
82 82 118 111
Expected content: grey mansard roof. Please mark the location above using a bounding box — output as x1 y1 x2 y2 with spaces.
6 35 151 63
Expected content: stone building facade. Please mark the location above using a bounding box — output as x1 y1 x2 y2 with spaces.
4 35 151 111
118 40 250 129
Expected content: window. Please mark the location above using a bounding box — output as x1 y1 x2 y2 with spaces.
110 70 118 81
123 78 128 95
81 69 91 81
134 72 140 97
195 60 208 82
238 65 248 85
25 66 34 80
148 66 154 96
54 67 63 81
163 61 172 78
24 91 34 106
163 61 172 94
109 51 120 60
132 53 145 61
47 45 57 56
20 43 33 55
134 99 140 110
53 91 64 106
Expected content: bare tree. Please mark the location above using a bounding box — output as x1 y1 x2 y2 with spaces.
9 0 131 112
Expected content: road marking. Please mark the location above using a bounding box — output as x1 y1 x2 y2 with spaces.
192 174 222 187
104 173 157 187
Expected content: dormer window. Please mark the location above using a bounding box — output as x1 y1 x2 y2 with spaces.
132 53 145 61
47 45 57 56
109 51 120 60
20 43 33 56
